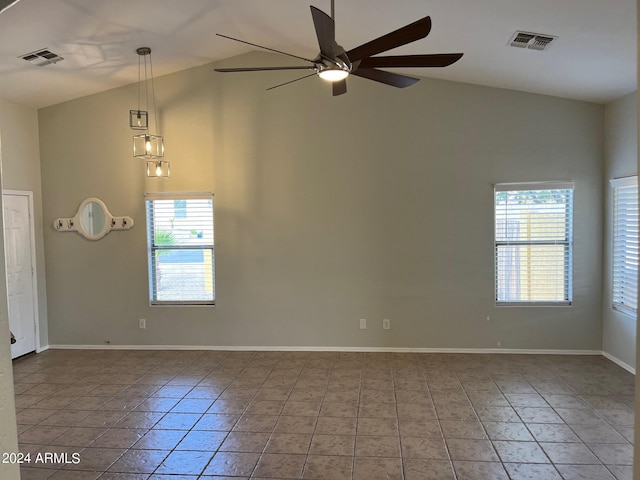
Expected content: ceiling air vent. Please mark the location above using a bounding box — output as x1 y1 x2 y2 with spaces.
509 31 557 51
19 48 64 66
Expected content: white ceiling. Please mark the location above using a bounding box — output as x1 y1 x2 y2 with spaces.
0 0 636 108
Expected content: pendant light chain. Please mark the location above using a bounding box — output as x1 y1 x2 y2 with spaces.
137 54 142 113
143 54 149 125
148 52 159 136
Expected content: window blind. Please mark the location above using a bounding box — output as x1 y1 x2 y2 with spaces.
611 176 638 318
145 193 215 305
494 183 574 305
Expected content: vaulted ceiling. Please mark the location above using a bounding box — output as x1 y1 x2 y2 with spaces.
0 0 635 108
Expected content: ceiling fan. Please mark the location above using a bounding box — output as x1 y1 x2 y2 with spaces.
214 1 463 96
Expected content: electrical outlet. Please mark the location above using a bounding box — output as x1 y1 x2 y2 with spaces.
360 318 367 329
383 318 391 330
139 318 146 329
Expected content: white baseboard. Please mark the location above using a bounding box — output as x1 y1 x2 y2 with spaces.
602 351 636 374
40 345 635 374
48 344 603 356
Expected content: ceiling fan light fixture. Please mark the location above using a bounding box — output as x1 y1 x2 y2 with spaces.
317 67 349 82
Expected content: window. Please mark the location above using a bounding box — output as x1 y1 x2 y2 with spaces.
145 193 215 305
174 199 187 219
494 182 573 305
611 176 638 318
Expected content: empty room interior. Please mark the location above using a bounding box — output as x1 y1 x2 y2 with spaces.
0 0 639 479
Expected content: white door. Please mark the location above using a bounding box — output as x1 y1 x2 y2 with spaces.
3 193 37 359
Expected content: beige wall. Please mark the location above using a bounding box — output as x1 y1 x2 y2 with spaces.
0 96 44 480
39 52 604 350
0 141 20 479
0 97 48 348
603 91 638 369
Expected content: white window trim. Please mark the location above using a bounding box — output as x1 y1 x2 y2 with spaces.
145 191 213 201
145 191 215 306
494 181 574 307
494 181 575 192
610 175 638 319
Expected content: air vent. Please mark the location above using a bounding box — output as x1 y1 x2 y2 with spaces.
510 32 535 48
19 48 64 66
509 31 557 51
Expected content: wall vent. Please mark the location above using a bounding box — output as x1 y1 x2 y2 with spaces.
19 48 64 66
509 31 557 51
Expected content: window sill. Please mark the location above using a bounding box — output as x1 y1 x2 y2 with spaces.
496 301 572 307
612 304 637 320
150 302 215 307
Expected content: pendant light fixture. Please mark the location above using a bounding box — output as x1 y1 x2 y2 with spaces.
130 47 168 177
146 160 170 178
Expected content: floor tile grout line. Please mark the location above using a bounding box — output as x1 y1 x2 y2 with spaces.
296 354 336 479
388 361 405 480
497 378 561 476
455 371 500 477
518 381 623 473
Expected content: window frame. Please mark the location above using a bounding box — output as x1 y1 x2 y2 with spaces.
145 192 215 307
611 175 638 319
494 181 574 307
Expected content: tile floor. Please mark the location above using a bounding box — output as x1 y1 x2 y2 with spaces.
11 349 636 479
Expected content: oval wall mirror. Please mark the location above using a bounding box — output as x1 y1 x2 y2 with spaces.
77 198 110 240
81 200 106 236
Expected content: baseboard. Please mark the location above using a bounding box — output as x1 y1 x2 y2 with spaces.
36 345 50 353
602 351 636 374
48 344 603 356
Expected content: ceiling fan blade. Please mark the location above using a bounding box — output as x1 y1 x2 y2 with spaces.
310 6 337 59
346 16 432 62
215 66 316 73
359 53 463 69
216 33 316 64
332 79 347 96
352 68 419 88
266 72 318 91
0 0 20 14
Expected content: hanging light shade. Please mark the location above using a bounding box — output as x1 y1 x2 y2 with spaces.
131 47 165 161
146 160 170 178
134 133 164 158
129 109 148 130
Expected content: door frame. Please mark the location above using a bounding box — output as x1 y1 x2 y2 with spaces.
3 189 41 355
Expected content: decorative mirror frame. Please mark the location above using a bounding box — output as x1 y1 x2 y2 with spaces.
53 197 134 240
